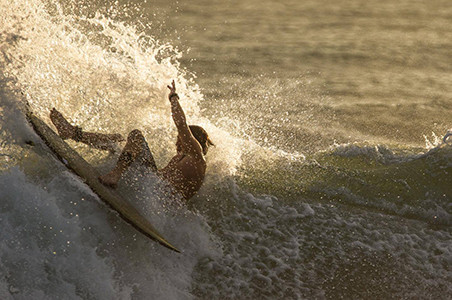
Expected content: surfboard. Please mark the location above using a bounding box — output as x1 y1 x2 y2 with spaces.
26 110 180 253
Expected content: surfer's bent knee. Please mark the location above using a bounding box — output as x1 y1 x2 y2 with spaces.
119 151 134 164
128 129 144 142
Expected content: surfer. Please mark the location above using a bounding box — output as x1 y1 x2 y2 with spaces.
50 80 213 200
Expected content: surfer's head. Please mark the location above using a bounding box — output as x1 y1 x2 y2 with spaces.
176 125 214 155
190 125 214 155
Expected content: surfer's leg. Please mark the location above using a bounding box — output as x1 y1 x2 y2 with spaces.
137 136 158 172
99 129 156 187
50 108 124 151
78 131 124 152
123 129 157 172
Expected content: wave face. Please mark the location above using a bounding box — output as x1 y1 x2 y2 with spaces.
1 0 451 299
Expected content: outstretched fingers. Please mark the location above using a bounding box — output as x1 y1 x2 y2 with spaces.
167 80 176 92
167 80 178 99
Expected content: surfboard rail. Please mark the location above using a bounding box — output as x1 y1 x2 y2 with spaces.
26 111 180 253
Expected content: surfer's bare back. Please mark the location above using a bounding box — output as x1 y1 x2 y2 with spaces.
50 81 213 200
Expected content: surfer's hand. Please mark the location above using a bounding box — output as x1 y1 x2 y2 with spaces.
167 80 178 100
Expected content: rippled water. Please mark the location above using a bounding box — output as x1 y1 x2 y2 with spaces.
0 0 451 299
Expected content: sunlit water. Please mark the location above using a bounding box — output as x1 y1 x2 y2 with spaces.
0 0 451 299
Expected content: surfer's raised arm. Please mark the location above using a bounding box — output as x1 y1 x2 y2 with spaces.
167 80 203 156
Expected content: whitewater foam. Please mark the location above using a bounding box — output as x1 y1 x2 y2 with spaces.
1 0 451 298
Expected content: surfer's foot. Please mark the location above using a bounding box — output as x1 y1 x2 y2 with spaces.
99 171 121 189
50 108 77 140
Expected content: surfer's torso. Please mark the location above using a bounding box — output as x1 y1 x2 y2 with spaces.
158 152 206 200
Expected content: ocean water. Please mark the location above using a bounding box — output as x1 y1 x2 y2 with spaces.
0 0 451 299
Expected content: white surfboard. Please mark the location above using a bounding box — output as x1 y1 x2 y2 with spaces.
26 111 180 253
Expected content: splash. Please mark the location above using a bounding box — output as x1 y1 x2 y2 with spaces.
0 0 253 179
1 0 192 130
424 131 444 149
